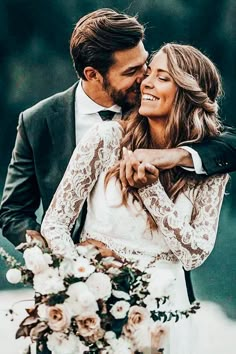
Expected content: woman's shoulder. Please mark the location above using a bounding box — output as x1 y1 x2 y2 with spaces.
89 120 124 144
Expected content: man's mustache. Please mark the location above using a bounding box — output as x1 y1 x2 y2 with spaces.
127 82 141 93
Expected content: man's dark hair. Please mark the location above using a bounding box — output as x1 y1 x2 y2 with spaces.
70 8 145 79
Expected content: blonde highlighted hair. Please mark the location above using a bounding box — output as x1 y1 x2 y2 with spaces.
105 43 223 210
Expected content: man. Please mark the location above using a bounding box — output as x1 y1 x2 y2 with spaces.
0 8 235 300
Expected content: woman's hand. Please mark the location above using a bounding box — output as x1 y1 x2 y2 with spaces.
26 230 48 248
79 239 122 262
120 147 159 189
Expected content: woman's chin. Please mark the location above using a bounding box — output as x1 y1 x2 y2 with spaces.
138 107 147 116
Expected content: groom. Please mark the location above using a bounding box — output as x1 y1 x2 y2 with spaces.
1 8 236 303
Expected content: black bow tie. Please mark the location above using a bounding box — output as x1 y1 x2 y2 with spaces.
98 110 116 121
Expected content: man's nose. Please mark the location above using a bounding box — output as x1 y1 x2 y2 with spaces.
136 65 147 84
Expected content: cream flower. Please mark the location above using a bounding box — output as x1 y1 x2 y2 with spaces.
38 303 71 332
33 268 65 294
129 322 153 352
75 312 102 338
47 332 85 354
59 256 95 278
107 337 133 354
66 282 98 316
128 306 149 327
6 268 22 284
110 300 130 319
151 322 168 351
86 272 111 300
23 246 52 274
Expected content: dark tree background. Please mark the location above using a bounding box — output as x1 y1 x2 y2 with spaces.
0 0 235 318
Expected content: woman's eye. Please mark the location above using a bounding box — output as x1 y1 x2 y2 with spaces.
159 76 168 81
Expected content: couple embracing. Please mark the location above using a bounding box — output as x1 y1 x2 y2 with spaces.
1 8 235 354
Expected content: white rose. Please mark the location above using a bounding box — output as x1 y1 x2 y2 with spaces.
110 300 130 319
130 322 153 352
66 282 98 315
72 257 95 278
108 337 133 354
86 272 111 300
6 268 22 284
47 332 84 354
104 331 116 342
33 268 65 294
59 258 75 278
60 257 95 278
23 246 52 274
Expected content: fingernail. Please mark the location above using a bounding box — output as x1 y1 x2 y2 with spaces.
145 163 153 168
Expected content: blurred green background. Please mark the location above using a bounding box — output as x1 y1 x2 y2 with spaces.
0 0 235 318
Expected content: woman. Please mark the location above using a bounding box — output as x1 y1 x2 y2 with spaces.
41 43 229 353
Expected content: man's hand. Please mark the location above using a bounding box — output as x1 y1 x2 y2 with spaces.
120 148 159 189
132 148 193 170
26 230 48 248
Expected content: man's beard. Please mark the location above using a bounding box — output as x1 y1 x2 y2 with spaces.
103 76 141 113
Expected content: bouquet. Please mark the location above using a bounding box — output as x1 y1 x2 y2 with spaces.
0 239 200 354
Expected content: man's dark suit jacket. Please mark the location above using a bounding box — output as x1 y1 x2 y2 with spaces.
1 82 236 303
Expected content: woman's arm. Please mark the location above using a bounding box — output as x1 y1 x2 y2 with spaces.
138 174 229 270
41 122 122 257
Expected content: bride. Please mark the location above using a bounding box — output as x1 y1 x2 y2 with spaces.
41 43 229 353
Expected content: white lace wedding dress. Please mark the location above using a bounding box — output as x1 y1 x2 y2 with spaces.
41 121 228 354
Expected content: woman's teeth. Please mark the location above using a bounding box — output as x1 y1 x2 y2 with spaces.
142 94 158 101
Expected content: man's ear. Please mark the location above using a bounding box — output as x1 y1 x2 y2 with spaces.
83 66 103 83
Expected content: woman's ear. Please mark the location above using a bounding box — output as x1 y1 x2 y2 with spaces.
83 66 103 83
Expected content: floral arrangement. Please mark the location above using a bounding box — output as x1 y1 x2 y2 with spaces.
0 240 200 354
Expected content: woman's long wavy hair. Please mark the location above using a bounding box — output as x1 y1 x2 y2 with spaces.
105 43 223 214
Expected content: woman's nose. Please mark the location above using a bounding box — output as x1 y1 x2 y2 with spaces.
141 75 154 89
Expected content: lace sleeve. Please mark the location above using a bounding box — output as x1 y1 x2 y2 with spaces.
139 174 229 270
41 122 123 257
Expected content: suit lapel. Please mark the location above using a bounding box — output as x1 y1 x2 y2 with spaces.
46 82 78 172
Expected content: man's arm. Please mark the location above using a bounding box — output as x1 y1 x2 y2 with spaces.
121 124 236 186
0 113 41 246
187 125 236 175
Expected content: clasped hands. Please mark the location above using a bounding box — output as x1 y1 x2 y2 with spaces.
120 146 191 189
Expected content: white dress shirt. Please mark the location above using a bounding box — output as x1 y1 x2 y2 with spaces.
75 81 121 145
74 80 205 174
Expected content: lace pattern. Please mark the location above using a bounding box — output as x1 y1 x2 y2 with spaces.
80 231 178 264
41 122 123 257
41 119 228 271
139 174 229 270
